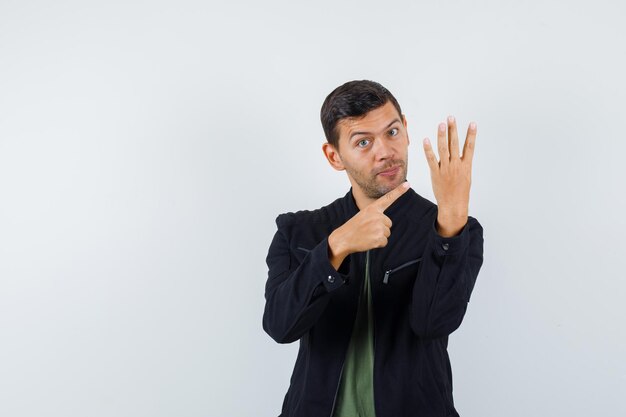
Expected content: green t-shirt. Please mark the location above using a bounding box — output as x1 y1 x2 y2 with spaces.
333 250 376 417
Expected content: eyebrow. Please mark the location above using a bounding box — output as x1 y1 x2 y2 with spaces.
349 118 401 141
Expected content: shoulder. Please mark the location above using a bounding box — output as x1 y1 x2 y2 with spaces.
274 194 345 229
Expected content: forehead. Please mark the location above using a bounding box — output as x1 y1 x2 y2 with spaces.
336 101 401 140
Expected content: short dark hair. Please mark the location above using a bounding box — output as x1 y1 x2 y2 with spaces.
320 80 403 150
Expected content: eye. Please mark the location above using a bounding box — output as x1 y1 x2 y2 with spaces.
357 139 370 148
389 128 399 136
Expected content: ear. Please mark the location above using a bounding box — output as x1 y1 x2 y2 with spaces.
402 114 410 146
322 142 345 171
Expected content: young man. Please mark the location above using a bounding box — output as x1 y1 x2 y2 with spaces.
262 80 484 417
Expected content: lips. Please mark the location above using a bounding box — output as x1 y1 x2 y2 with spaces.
377 165 400 176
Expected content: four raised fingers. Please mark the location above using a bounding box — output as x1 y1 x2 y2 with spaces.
424 117 477 172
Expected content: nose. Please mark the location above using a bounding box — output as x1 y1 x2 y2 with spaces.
373 136 394 160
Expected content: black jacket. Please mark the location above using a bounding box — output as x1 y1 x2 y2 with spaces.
263 187 484 417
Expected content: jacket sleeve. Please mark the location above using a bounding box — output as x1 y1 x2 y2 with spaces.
409 212 484 339
262 216 351 344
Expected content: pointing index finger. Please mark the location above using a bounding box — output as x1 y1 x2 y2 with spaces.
371 181 411 212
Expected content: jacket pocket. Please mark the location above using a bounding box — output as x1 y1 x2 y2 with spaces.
383 257 422 284
296 246 311 253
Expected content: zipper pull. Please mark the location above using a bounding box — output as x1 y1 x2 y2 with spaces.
383 270 391 284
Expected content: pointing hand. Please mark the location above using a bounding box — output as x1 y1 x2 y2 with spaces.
327 181 410 269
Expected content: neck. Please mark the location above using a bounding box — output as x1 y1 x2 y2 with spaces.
350 186 376 211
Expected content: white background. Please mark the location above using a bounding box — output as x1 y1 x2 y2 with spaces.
1 1 625 416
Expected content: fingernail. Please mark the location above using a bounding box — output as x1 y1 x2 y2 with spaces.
448 115 455 123
424 138 430 145
439 123 446 132
470 122 476 130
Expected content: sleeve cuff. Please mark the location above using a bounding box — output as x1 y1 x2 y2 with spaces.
309 237 350 292
431 216 470 257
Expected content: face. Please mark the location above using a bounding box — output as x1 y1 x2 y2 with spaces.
323 101 410 201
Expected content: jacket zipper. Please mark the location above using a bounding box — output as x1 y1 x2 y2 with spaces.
329 359 345 417
369 250 379 417
382 257 422 284
328 250 370 417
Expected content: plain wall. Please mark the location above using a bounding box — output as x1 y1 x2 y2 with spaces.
1 1 624 416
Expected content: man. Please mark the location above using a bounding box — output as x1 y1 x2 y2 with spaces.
262 80 484 417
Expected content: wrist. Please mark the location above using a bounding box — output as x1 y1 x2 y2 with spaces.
328 230 349 259
437 204 468 218
436 214 467 238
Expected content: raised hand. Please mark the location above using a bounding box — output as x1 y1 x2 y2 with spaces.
327 181 410 269
423 116 477 237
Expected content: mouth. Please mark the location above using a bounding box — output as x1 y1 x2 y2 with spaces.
377 165 401 177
